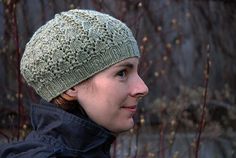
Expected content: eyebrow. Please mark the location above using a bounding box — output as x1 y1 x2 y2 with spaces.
114 62 135 69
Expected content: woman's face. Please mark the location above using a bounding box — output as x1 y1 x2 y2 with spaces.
68 57 149 133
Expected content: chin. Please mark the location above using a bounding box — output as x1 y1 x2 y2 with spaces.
113 120 134 134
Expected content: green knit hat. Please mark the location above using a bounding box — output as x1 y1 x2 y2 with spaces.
20 9 140 101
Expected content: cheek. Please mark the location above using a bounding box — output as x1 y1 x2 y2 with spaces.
81 88 127 125
76 79 132 132
94 81 128 107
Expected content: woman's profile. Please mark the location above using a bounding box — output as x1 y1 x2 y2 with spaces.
0 9 148 158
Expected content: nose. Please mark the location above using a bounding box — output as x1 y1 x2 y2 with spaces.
130 75 149 98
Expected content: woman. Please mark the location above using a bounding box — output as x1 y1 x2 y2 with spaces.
0 9 148 158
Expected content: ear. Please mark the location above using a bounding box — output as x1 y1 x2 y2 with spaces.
63 87 78 100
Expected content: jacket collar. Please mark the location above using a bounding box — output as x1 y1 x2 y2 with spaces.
30 99 116 153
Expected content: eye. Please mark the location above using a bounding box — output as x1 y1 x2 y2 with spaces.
116 69 128 79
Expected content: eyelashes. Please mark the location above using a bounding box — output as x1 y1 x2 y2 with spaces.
116 69 128 80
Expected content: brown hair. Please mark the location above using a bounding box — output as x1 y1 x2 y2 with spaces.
50 93 88 117
51 78 93 117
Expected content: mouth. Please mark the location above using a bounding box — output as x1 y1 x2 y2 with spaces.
121 105 137 113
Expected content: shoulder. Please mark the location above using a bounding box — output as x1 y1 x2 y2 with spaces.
0 136 55 158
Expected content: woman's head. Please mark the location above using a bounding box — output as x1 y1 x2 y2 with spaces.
20 9 148 133
21 9 140 101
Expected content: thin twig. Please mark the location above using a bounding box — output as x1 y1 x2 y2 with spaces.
159 123 165 158
12 0 23 141
195 44 211 158
133 124 140 158
0 130 10 143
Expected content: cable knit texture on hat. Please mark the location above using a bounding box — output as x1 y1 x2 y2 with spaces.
20 9 140 101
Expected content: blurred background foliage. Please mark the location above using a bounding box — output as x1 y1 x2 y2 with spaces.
0 0 235 157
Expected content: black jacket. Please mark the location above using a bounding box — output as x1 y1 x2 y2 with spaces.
0 100 116 158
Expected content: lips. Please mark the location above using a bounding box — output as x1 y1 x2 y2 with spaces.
121 105 137 112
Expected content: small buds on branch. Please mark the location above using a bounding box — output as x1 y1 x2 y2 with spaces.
195 44 211 158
